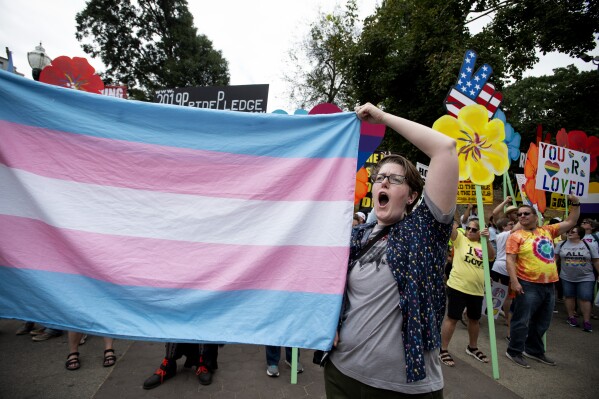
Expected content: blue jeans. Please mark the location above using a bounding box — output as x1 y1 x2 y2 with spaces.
265 346 299 366
507 280 555 357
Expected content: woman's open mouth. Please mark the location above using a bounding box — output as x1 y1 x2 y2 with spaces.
378 192 389 206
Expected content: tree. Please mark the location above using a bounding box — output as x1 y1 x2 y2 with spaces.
283 0 361 110
289 0 598 161
352 0 472 161
502 66 599 149
76 0 230 100
469 0 599 81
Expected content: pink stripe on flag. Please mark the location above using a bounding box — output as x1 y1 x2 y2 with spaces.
0 120 355 201
0 215 348 295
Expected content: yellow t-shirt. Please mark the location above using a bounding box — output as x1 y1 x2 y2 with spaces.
447 232 484 296
506 225 560 283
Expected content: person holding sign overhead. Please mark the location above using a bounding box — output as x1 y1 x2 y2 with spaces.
505 196 580 368
324 103 457 398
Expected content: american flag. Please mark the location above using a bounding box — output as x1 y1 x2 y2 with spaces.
444 50 502 119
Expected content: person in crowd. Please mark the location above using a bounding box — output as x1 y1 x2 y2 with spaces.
29 325 63 341
490 217 515 340
439 220 495 367
324 103 458 397
505 198 580 368
15 321 36 336
488 216 498 253
352 214 361 227
548 217 565 306
143 343 219 389
265 346 303 377
492 196 518 224
556 225 599 332
355 211 367 224
581 218 599 320
65 332 116 370
460 203 478 229
581 218 599 251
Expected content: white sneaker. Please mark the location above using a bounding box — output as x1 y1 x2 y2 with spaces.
266 364 279 377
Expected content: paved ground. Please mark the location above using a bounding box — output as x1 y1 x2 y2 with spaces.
1 300 598 398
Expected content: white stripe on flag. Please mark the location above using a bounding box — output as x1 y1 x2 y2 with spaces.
0 165 352 247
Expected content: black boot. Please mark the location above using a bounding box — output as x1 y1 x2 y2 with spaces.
143 358 177 390
196 355 213 385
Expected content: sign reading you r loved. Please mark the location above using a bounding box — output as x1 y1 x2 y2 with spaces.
536 142 590 198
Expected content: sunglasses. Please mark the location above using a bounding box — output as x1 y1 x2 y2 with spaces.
465 227 479 233
517 212 532 217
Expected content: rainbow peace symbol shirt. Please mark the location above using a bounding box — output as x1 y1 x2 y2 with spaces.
506 224 560 283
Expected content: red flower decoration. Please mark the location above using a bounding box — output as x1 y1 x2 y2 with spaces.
39 56 104 94
549 129 599 172
555 128 568 148
566 130 599 172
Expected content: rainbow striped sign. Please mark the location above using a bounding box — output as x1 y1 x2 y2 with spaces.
0 70 360 349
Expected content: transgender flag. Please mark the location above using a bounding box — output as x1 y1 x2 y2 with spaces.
0 70 360 350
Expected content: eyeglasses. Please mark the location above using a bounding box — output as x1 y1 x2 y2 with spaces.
507 222 514 226
372 174 406 185
517 212 532 217
465 227 479 233
582 220 591 224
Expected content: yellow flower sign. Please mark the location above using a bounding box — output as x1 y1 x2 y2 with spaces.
433 104 509 185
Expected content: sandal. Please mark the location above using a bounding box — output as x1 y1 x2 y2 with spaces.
439 350 455 367
103 349 117 367
466 346 489 363
65 352 80 370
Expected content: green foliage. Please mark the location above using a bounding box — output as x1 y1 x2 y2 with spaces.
288 0 598 163
284 0 361 110
473 0 599 81
502 66 599 149
76 0 230 100
352 0 472 161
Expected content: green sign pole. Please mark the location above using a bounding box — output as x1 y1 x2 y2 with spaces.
475 185 500 380
290 347 298 384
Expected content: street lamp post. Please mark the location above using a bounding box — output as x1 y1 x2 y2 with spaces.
27 42 52 81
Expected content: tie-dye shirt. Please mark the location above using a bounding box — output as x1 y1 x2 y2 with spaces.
506 225 560 283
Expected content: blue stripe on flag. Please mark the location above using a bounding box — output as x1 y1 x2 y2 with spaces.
0 70 360 159
0 266 340 350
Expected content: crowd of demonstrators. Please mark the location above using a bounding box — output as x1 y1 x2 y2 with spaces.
556 225 599 332
505 197 580 369
324 103 457 398
12 100 599 391
440 219 495 367
490 217 515 341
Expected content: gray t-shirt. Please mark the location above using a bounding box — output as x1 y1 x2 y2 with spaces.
330 192 449 393
557 240 599 282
